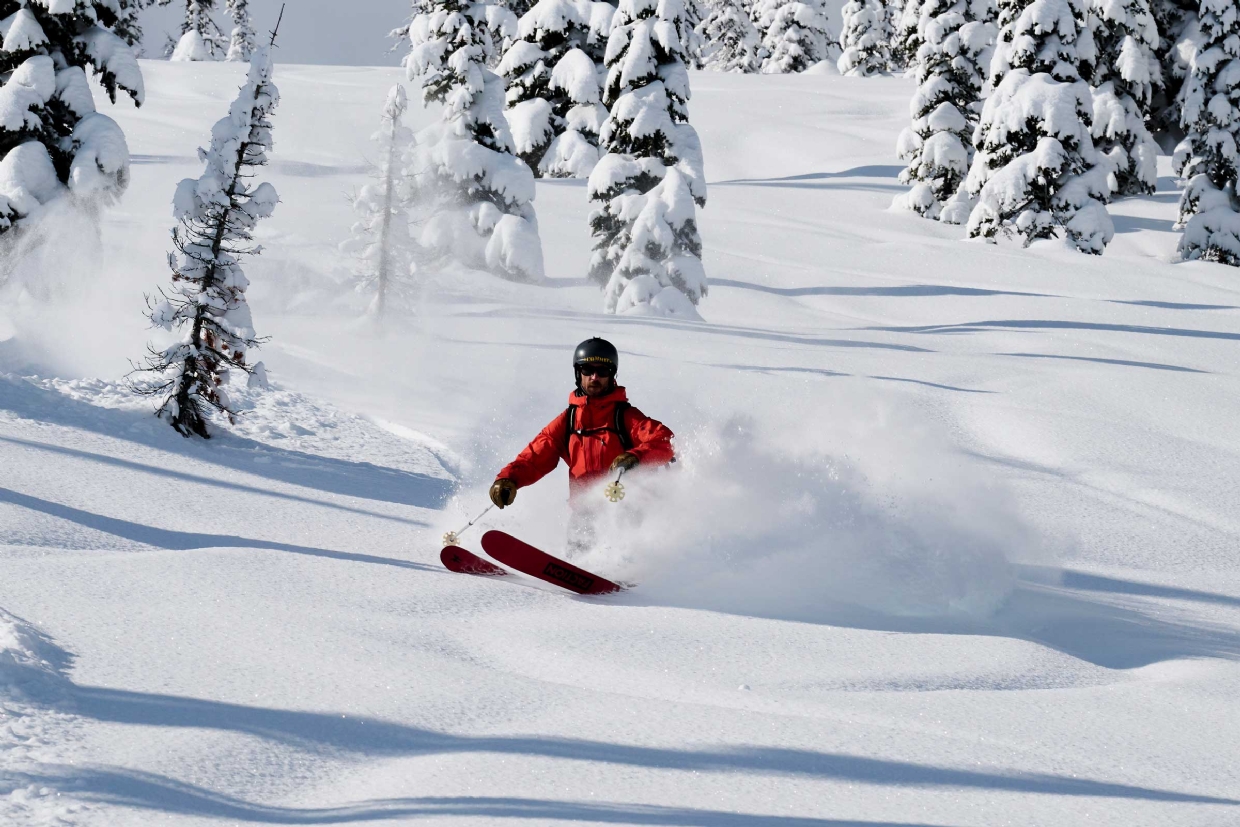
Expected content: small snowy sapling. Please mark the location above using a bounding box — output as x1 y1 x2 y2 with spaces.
133 47 280 438
341 85 424 318
226 0 258 61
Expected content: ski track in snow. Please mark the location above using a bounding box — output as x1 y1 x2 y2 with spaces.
0 63 1239 825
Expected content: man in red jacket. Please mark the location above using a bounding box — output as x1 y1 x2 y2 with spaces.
489 338 674 549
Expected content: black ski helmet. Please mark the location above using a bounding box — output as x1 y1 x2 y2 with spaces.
573 337 618 387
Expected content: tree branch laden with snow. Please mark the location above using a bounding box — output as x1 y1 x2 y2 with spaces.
498 0 614 176
0 0 144 241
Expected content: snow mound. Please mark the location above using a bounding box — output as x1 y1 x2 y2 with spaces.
0 610 82 826
0 609 69 704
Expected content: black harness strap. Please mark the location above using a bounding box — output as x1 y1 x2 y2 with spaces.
564 402 633 454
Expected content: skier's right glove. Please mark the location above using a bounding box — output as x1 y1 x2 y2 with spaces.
490 478 518 509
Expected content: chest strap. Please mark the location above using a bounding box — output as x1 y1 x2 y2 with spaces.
564 401 633 453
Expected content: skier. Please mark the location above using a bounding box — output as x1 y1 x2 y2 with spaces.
489 338 675 551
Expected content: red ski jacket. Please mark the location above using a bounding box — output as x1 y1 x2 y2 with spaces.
497 387 674 493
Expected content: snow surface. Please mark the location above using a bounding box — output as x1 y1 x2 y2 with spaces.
1 61 1240 826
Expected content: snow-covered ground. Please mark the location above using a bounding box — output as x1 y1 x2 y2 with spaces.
2 62 1239 826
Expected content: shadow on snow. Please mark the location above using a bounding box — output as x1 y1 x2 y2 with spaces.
0 767 950 827
0 486 433 572
0 377 455 511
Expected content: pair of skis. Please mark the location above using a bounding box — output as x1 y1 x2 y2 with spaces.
441 530 625 595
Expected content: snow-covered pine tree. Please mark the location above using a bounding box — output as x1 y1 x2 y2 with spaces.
695 0 763 72
958 0 1114 253
0 0 144 239
341 84 423 318
1087 0 1160 196
404 0 545 280
893 0 996 218
838 0 892 75
133 46 279 438
113 0 156 48
589 0 707 316
890 0 924 71
172 0 226 61
1149 0 1196 140
226 0 257 62
754 0 835 72
1174 0 1240 264
498 0 615 176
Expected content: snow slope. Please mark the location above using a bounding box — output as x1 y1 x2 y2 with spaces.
1 62 1239 826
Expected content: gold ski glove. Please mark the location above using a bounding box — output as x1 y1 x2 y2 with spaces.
489 479 518 509
609 452 639 472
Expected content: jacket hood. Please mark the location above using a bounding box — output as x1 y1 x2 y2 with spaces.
569 386 627 407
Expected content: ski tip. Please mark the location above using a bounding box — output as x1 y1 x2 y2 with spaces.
440 545 509 577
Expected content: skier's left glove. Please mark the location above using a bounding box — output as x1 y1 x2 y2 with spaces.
610 452 639 472
490 478 518 509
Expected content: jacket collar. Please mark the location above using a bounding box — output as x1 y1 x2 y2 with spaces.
569 385 627 407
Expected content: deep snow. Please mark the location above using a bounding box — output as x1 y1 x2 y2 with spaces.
1 61 1239 826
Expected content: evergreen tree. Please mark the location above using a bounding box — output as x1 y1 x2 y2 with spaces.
1149 0 1195 140
893 0 996 218
1087 0 1160 196
341 85 423 318
498 0 615 176
696 0 763 72
114 0 158 48
133 47 279 438
1174 0 1240 264
958 0 1113 253
171 0 226 61
589 0 707 316
226 0 257 62
838 0 892 75
754 0 835 72
404 0 545 281
0 0 144 238
890 0 924 71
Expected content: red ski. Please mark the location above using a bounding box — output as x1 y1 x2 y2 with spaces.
481 530 626 595
440 545 510 577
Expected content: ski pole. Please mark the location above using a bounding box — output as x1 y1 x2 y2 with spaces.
604 467 626 503
442 504 494 547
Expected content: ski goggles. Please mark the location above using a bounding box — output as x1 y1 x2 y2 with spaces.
577 364 615 378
